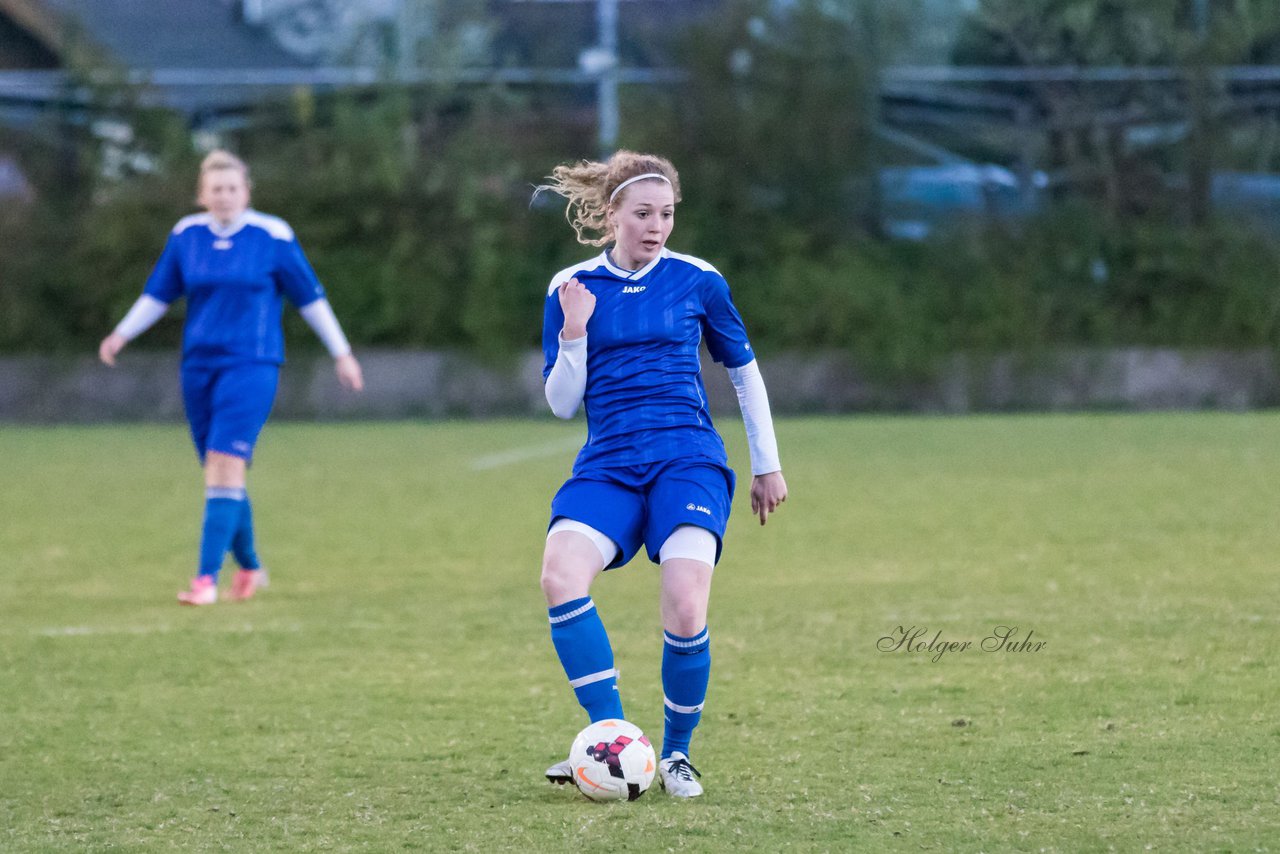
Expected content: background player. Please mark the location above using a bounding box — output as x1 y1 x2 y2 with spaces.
99 149 364 605
535 151 788 798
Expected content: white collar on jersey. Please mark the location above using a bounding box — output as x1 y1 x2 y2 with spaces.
601 247 666 281
205 211 251 239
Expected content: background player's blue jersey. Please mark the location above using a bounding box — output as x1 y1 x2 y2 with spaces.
542 248 755 472
143 211 327 368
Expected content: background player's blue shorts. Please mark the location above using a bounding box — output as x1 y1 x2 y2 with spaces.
549 456 737 568
181 363 279 463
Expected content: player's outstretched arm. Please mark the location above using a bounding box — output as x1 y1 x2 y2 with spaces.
299 299 363 392
726 359 786 525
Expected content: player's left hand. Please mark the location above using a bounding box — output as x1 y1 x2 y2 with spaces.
335 353 364 391
750 471 788 526
98 333 127 366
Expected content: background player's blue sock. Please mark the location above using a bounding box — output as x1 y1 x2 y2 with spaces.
230 494 261 570
549 597 625 722
199 487 246 581
661 627 711 759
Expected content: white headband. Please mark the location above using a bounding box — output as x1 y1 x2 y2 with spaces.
608 172 671 204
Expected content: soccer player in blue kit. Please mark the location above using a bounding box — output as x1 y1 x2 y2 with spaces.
99 150 364 605
536 151 788 797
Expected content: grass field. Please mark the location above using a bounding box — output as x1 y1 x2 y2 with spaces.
2 413 1279 852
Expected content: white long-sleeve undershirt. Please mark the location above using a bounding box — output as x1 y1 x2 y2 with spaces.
727 359 782 476
299 298 352 358
113 295 352 359
112 295 170 341
545 337 782 476
544 332 588 419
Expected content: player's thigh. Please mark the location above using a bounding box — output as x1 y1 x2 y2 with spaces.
550 473 646 570
643 458 736 565
546 518 618 572
207 363 280 460
541 522 611 604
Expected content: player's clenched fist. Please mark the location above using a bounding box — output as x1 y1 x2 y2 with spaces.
558 278 595 340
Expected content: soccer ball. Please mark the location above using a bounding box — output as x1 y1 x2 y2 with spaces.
569 719 657 802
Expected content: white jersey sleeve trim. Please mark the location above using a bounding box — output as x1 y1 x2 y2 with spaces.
546 254 607 296
545 333 588 419
298 298 352 357
243 210 295 241
171 213 213 235
664 248 722 275
113 294 170 341
727 359 782 476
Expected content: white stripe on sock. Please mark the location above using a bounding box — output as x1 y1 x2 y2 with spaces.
569 668 618 689
206 487 247 501
664 695 705 714
549 598 595 625
663 628 709 649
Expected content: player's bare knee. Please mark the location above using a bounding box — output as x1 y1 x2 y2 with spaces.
540 553 590 605
538 560 565 603
204 451 246 488
662 581 710 635
664 600 708 637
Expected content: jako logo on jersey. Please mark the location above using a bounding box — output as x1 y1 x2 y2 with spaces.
212 239 233 250
622 285 646 294
686 502 712 515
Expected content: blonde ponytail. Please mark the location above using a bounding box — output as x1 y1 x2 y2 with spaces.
535 150 681 246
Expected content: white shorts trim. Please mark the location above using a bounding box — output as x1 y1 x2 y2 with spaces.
658 524 717 567
548 518 618 568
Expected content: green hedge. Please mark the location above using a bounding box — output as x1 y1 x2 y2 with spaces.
5 113 1280 382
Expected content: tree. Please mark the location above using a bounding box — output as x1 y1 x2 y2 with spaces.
957 0 1280 224
642 0 919 248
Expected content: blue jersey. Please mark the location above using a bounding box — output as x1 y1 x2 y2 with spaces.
542 248 755 471
143 211 326 368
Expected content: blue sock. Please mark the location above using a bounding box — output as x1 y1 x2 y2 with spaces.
230 495 261 570
661 627 711 759
199 487 245 581
549 597 624 723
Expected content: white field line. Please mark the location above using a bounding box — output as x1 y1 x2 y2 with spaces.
21 620 425 638
469 435 583 471
32 622 303 638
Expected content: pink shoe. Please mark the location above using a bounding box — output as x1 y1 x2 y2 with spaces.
177 575 217 606
230 568 268 601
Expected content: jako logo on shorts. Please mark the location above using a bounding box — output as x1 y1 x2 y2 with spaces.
686 503 711 515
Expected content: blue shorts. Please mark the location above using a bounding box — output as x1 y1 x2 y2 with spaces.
181 363 279 463
549 457 737 569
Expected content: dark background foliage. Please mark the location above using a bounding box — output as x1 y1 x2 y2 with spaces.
4 0 1280 379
